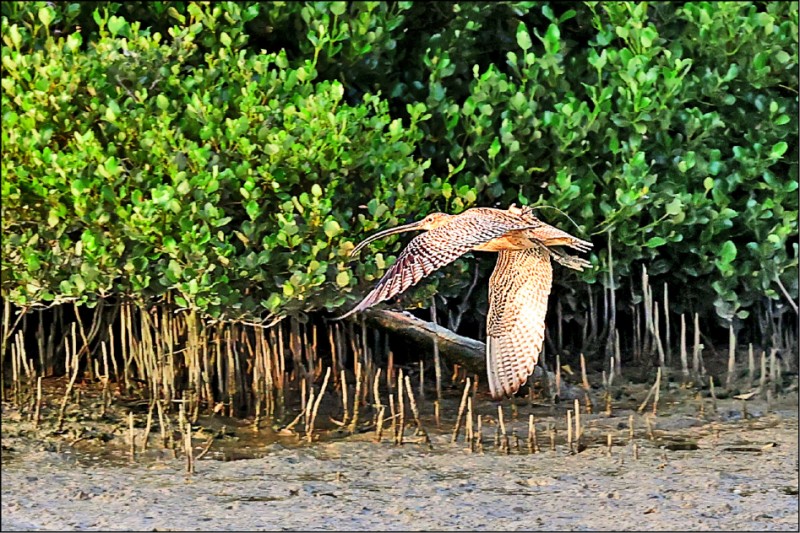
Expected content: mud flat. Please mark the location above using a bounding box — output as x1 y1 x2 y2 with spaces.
2 390 798 531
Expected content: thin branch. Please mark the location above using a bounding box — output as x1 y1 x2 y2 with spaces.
775 276 798 315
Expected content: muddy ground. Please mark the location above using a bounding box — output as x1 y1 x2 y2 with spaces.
2 372 798 531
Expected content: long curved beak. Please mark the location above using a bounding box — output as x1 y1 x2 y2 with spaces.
350 220 424 257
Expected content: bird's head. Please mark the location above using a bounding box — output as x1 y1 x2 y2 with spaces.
418 211 452 230
350 212 452 257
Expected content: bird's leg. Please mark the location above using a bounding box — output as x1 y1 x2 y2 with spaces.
550 248 592 271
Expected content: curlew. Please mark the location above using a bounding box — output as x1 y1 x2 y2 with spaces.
338 204 593 399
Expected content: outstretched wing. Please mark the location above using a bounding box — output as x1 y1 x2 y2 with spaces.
485 246 553 399
337 209 538 319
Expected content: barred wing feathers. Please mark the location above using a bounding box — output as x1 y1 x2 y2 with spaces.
486 247 553 399
338 209 539 319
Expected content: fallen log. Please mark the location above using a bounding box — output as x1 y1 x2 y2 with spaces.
357 309 582 401
360 308 486 376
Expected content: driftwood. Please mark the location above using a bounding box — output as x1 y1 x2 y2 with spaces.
360 309 486 375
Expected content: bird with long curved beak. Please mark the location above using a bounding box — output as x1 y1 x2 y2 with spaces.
336 204 592 399
348 212 453 258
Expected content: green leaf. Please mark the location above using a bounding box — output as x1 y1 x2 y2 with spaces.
156 94 169 111
246 200 260 220
488 137 501 159
263 293 282 311
330 2 347 16
7 24 21 48
719 241 737 265
176 180 191 196
336 271 350 288
516 22 532 52
645 236 667 248
665 198 683 216
168 6 186 24
375 253 385 270
753 52 768 70
38 6 53 27
442 182 452 200
166 260 183 283
723 63 738 81
103 156 119 177
163 236 177 251
26 254 41 271
71 179 90 196
108 15 126 37
47 209 59 228
559 9 577 23
324 220 341 239
544 23 561 54
770 141 788 158
152 186 172 205
282 280 295 297
73 275 86 293
775 50 791 64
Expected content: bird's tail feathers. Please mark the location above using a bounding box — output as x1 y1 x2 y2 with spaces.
486 336 532 400
486 336 505 400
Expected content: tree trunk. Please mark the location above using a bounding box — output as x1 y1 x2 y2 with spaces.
361 309 486 375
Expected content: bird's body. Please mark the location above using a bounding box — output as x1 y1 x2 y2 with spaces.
340 204 592 399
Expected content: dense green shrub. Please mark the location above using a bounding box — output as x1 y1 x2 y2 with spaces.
1 1 441 321
404 1 798 324
2 1 797 333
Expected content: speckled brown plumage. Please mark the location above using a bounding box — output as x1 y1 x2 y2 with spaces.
340 204 592 399
486 247 552 398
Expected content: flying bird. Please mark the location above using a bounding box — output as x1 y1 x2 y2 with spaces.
338 204 592 399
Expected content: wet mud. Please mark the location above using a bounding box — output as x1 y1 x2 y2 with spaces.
2 378 798 531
